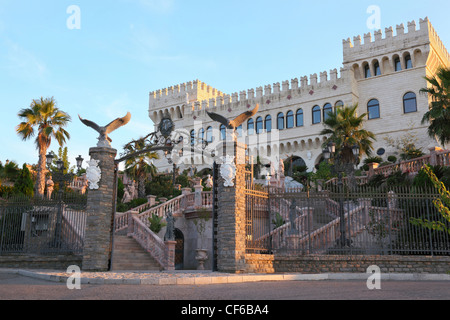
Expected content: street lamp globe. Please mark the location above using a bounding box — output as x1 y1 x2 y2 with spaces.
46 153 54 167
76 155 84 170
352 144 360 157
56 159 64 171
328 142 336 154
323 148 331 160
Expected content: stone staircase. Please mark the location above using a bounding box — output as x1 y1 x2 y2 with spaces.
111 235 162 271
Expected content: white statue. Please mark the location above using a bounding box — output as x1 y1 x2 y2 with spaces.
220 155 236 187
279 158 285 177
270 161 276 177
129 180 136 200
122 188 131 203
46 175 54 199
86 158 101 190
205 174 213 188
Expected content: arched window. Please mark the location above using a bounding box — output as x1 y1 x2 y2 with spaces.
190 130 195 146
256 117 263 134
206 126 213 143
296 109 304 127
312 106 321 124
335 100 344 111
277 113 285 130
198 128 205 141
394 57 402 71
364 64 371 78
286 111 294 129
265 115 272 133
247 118 254 135
323 103 333 121
368 99 380 120
374 61 381 76
403 92 417 113
220 125 226 140
405 54 413 69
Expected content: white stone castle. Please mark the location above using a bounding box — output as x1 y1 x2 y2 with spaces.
148 17 450 175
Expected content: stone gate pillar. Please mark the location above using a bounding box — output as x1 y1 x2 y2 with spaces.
217 140 247 273
82 147 117 271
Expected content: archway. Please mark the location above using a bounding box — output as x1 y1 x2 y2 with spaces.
175 228 184 270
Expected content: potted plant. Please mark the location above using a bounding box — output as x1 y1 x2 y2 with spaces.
193 208 210 270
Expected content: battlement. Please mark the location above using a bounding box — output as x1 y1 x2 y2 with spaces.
187 67 349 114
343 17 449 63
149 80 224 109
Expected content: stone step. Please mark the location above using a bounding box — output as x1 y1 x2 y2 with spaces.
112 235 162 271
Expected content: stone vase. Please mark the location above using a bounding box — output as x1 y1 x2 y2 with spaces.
195 249 208 270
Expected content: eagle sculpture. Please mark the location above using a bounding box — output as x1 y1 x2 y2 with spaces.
79 112 131 148
206 104 259 132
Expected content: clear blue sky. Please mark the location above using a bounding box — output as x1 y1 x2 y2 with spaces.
1 0 450 169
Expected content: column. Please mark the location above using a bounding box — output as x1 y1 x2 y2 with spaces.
217 140 248 273
82 147 117 271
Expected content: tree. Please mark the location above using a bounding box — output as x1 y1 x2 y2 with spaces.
321 104 376 164
384 130 425 161
0 160 20 184
123 137 159 198
320 104 376 188
47 147 75 174
420 66 450 148
13 164 34 197
16 97 71 197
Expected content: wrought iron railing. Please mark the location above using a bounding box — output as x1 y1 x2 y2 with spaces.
0 193 87 255
245 185 450 256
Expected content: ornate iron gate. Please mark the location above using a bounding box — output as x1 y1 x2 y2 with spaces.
244 165 271 254
211 161 219 271
0 193 87 255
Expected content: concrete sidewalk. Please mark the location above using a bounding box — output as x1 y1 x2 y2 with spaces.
1 268 450 285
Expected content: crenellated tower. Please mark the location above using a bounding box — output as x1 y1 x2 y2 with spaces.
149 80 224 125
343 17 449 80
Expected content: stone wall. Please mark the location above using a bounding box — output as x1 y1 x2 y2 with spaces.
0 254 82 270
244 254 450 274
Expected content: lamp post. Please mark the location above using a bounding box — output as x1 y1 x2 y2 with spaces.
46 153 84 249
322 142 360 250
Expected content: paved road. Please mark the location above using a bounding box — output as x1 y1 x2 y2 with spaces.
0 272 448 301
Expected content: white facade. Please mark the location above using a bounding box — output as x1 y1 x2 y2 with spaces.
148 18 450 174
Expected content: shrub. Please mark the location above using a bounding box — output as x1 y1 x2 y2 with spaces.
148 213 167 234
387 155 397 163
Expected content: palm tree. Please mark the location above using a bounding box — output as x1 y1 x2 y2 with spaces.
16 97 71 197
123 137 159 199
321 104 376 191
321 104 376 164
420 66 450 148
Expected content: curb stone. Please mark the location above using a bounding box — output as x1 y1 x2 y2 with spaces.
2 269 450 285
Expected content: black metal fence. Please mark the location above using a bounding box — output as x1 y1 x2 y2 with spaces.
0 193 87 255
245 183 450 256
